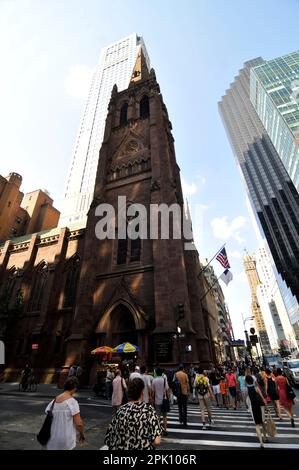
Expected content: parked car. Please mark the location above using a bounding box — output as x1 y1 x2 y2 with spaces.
282 359 299 387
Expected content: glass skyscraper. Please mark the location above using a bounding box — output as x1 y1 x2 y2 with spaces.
250 51 299 191
59 34 150 226
219 59 299 319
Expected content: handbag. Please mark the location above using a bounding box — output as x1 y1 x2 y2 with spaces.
161 377 170 413
37 398 56 446
121 378 128 405
286 382 296 401
266 411 277 437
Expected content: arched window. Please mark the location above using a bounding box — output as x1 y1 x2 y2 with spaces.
116 208 141 265
63 255 80 308
119 103 128 126
140 95 150 119
0 267 18 311
28 261 48 312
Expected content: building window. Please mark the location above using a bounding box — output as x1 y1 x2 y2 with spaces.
28 261 48 312
117 237 128 265
130 235 141 262
63 255 80 308
140 95 150 119
119 103 128 126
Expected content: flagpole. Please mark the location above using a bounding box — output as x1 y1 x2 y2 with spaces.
199 273 223 302
197 243 226 278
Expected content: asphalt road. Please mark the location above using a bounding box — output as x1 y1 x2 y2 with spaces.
0 392 299 450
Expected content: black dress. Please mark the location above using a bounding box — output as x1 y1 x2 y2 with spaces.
247 384 264 425
267 376 279 401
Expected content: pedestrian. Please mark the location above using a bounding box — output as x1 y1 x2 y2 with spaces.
174 364 189 427
275 368 295 427
105 378 162 449
219 376 229 409
111 369 127 414
105 368 114 400
152 367 170 434
140 365 153 404
67 364 78 378
245 374 269 448
130 365 141 380
265 368 282 420
225 368 238 409
42 377 85 450
209 368 221 407
237 370 247 408
194 367 215 429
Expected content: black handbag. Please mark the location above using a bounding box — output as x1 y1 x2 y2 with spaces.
161 377 170 413
286 382 296 401
37 398 56 445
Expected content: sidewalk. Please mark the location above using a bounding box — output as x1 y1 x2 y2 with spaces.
0 382 110 404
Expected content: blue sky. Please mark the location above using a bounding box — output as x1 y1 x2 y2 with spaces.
1 0 298 339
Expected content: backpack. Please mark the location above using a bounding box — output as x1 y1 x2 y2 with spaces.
172 374 182 397
196 375 208 396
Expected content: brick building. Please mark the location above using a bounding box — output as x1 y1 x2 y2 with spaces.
0 172 60 243
0 52 222 384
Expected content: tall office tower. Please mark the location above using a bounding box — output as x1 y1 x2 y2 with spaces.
59 34 150 227
250 51 299 191
243 252 272 355
256 242 298 353
219 59 299 305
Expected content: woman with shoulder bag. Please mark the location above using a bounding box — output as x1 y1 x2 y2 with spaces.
275 368 295 427
245 375 270 448
41 377 85 450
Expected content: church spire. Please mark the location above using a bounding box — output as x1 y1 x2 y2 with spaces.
130 45 150 83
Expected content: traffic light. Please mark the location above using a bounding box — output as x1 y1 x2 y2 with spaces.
177 303 185 321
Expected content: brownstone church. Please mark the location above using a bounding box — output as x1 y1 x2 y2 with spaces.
0 51 221 385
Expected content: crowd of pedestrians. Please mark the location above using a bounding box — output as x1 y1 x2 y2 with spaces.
39 360 297 450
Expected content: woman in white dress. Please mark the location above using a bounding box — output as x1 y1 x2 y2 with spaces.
44 377 85 450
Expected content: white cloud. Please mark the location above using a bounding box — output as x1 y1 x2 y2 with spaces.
196 174 206 184
210 215 246 244
181 177 198 196
64 64 95 100
228 250 242 259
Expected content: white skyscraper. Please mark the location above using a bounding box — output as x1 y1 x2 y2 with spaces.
59 33 150 226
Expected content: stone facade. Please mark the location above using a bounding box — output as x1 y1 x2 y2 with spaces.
0 54 221 384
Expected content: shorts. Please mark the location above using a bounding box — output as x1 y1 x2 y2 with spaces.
229 386 236 397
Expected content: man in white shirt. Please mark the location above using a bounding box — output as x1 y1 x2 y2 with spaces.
129 366 141 381
140 365 153 404
152 367 169 435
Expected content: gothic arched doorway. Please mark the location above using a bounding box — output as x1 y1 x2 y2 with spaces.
107 304 138 346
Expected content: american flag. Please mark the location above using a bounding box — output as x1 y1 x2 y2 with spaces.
216 247 230 269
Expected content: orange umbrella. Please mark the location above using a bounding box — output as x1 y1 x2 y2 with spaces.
91 346 114 355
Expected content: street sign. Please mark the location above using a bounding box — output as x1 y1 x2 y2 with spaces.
249 334 258 345
230 339 245 347
31 344 39 350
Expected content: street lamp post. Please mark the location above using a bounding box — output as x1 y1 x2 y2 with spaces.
242 314 255 364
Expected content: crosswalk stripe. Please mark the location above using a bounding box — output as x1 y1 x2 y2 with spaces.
165 402 299 449
167 427 299 438
163 438 299 449
167 420 296 431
